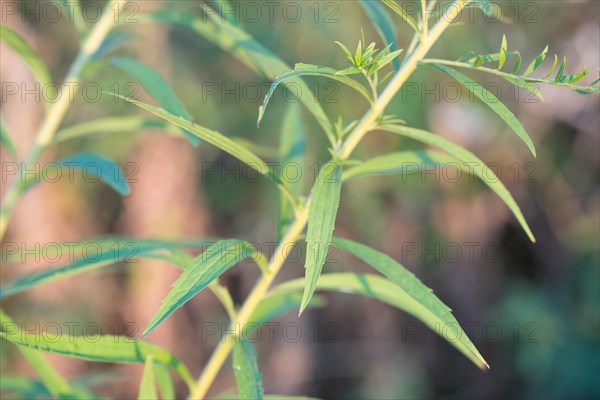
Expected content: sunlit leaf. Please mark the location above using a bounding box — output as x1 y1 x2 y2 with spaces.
430 64 536 156
109 57 199 146
154 364 175 400
379 124 535 242
141 10 335 143
331 238 488 369
0 25 54 103
0 238 215 298
144 240 256 335
250 293 326 327
0 313 194 390
359 0 400 70
0 310 78 398
498 34 507 70
258 63 373 126
301 162 342 314
116 96 271 177
523 45 549 77
138 355 158 400
54 115 170 143
271 274 488 369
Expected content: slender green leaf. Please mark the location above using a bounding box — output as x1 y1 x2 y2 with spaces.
140 10 335 143
0 315 194 389
259 63 373 126
498 35 507 70
55 152 130 195
0 25 54 102
0 310 77 398
430 63 536 157
271 273 489 369
0 117 18 161
523 45 549 77
233 340 264 400
116 96 270 177
512 50 522 74
0 238 215 298
380 0 420 34
54 115 171 143
138 356 158 400
154 364 175 400
144 240 256 335
332 238 488 369
109 57 199 146
379 124 535 242
301 162 343 314
277 104 305 240
359 0 399 70
542 54 559 79
343 150 458 181
553 56 567 83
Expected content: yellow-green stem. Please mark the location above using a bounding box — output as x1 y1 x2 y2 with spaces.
189 202 310 399
190 1 470 398
0 0 127 241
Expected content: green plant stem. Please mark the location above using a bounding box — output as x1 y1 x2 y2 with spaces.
0 0 127 241
189 2 471 398
189 201 310 400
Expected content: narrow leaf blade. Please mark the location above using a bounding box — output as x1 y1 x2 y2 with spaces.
379 124 535 242
431 64 536 157
144 240 256 335
109 57 199 146
301 162 342 314
232 341 264 400
331 238 489 369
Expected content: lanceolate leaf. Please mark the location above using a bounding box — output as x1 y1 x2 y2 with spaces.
0 117 18 161
342 150 458 182
379 124 535 242
154 364 175 400
144 240 256 335
258 63 373 126
523 45 549 77
0 324 194 390
498 35 507 70
430 64 536 157
0 25 54 102
0 238 215 298
0 310 78 399
109 57 199 146
331 238 488 369
277 104 306 240
359 0 400 70
117 96 271 177
270 273 489 370
56 152 130 195
140 10 335 143
301 162 343 314
232 340 264 400
138 356 158 400
54 115 169 143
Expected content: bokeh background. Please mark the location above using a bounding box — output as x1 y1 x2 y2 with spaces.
1 0 599 399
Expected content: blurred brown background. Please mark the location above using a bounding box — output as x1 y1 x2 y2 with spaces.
1 0 599 399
